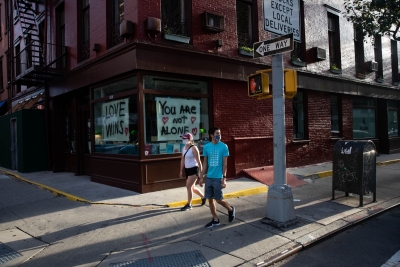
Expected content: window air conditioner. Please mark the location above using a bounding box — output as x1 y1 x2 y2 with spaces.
202 12 224 33
120 20 134 38
367 61 378 72
311 47 327 60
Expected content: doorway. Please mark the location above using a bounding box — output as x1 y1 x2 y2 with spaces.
10 118 18 170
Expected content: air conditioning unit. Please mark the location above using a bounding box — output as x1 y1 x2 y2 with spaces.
120 20 134 38
145 17 161 35
367 61 378 72
311 47 327 60
202 12 224 33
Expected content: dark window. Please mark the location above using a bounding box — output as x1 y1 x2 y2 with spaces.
388 101 399 137
291 0 305 61
391 40 399 85
328 13 341 69
354 26 365 75
374 35 383 80
79 0 90 62
0 58 3 91
331 95 341 137
56 3 66 68
108 0 124 48
353 97 376 139
5 0 9 33
161 0 190 36
236 0 256 49
293 91 306 139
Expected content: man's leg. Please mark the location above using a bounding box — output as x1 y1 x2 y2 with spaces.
209 199 218 220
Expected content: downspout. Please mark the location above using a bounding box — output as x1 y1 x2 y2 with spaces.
43 0 52 170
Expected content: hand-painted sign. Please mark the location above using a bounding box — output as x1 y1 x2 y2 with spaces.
156 97 200 141
102 98 130 142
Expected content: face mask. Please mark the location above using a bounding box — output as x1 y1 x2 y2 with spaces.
214 135 221 142
182 139 189 145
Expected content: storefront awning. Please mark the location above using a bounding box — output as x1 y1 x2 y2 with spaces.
5 93 43 115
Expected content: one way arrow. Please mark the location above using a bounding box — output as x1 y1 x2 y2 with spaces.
253 33 294 58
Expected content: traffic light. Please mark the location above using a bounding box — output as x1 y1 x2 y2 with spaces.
247 72 270 98
247 69 297 99
284 69 297 99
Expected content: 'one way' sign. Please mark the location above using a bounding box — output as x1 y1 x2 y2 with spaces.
253 33 294 58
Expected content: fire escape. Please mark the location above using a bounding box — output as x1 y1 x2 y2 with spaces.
13 0 67 86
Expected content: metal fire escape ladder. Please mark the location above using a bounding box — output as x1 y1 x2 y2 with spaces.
14 0 67 86
16 0 44 69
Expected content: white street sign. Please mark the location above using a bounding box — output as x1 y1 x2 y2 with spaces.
263 0 301 42
253 33 293 58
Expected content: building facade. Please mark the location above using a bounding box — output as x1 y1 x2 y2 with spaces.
0 0 399 193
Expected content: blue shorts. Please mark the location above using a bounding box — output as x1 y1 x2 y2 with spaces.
204 178 224 201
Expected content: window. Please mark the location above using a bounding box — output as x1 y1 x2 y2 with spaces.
331 95 341 137
161 0 189 36
391 40 399 85
354 26 365 75
293 91 305 139
388 101 398 137
56 3 66 69
93 76 138 155
291 0 305 62
143 75 209 155
108 0 124 48
0 57 3 91
374 34 383 80
328 12 341 69
79 0 90 62
353 97 376 139
236 0 256 49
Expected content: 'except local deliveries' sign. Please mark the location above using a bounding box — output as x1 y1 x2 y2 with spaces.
102 98 130 142
253 33 293 58
156 97 200 141
263 0 301 42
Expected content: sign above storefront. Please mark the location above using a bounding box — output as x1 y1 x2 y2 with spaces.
156 97 200 141
263 0 301 42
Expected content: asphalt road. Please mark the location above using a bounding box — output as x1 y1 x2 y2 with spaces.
273 204 400 267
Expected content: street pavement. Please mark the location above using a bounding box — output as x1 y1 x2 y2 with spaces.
0 153 399 266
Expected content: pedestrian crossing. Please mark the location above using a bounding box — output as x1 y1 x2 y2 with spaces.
381 250 400 267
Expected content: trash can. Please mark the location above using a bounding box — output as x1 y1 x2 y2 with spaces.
332 140 377 207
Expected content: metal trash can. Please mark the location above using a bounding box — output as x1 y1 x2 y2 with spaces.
332 140 377 207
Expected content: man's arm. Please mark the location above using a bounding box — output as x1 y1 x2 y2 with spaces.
199 156 208 187
221 156 228 188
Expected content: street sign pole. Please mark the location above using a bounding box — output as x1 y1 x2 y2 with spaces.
263 42 297 228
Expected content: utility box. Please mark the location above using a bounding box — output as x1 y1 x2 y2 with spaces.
332 140 377 207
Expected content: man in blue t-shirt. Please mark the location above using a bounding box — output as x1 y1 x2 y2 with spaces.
199 126 236 228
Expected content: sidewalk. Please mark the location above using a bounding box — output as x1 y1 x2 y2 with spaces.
1 153 400 266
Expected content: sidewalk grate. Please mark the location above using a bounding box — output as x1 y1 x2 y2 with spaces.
109 250 210 267
0 242 22 265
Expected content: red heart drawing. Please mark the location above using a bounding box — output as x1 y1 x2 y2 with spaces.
162 117 169 125
125 128 129 135
192 128 198 136
191 117 196 124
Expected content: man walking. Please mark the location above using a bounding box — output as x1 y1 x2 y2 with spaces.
199 126 235 228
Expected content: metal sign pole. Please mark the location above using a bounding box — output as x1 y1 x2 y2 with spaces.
263 51 297 228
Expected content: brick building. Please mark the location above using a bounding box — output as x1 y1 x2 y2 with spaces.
0 0 399 192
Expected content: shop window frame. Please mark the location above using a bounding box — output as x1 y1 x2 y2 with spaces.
142 73 211 158
352 97 377 139
387 100 399 137
331 94 342 138
91 75 139 157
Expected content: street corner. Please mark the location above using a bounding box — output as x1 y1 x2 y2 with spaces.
0 228 48 266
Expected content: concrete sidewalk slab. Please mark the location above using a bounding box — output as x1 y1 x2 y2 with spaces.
0 229 48 267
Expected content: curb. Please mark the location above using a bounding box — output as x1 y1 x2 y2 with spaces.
0 167 268 209
165 186 268 208
297 159 400 180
